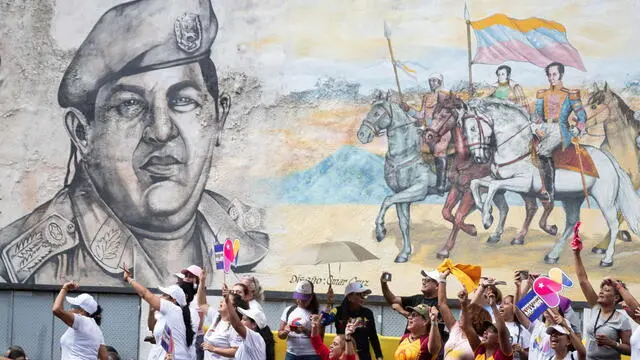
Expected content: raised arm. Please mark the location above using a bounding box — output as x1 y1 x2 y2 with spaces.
573 249 598 306
428 306 442 360
459 290 481 351
380 272 402 305
488 288 512 356
197 266 209 310
123 263 161 311
438 270 456 330
610 278 640 321
224 284 247 339
344 321 357 359
52 281 79 327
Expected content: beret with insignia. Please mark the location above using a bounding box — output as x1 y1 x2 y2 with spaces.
58 0 218 109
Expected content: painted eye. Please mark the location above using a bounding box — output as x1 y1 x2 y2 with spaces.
591 104 597 110
471 126 476 132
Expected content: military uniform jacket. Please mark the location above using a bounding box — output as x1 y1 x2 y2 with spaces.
535 85 587 149
0 167 269 286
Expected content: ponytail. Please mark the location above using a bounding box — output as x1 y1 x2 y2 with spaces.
90 305 103 326
258 325 276 360
181 305 195 346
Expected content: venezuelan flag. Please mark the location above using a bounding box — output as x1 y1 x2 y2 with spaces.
470 14 586 71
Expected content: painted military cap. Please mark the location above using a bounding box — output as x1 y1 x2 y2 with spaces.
58 0 218 109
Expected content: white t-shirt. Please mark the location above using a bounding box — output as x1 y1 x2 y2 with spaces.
280 305 315 356
547 351 578 360
203 307 243 360
149 299 194 360
528 320 554 360
235 328 266 360
631 326 640 360
506 321 531 349
60 314 104 360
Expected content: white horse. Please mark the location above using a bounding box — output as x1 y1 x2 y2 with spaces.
357 90 437 262
462 98 640 266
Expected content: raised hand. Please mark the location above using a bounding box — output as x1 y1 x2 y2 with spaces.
487 289 496 307
200 266 208 283
222 283 229 299
63 281 79 291
457 289 469 306
429 306 439 322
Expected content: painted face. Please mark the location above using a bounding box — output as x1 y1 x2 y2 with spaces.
497 69 508 83
429 78 442 92
547 66 562 87
328 336 345 359
89 63 218 232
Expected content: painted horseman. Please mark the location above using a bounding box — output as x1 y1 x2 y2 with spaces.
488 65 530 114
399 73 453 195
532 62 587 201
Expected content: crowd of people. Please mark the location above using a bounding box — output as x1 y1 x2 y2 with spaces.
3 244 639 360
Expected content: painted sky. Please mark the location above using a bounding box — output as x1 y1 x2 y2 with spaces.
52 0 640 97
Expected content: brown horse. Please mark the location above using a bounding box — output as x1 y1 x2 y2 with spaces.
428 93 543 258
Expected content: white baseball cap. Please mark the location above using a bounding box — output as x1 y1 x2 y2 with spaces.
546 324 570 335
293 280 313 301
421 269 441 282
159 285 187 307
344 281 372 296
66 293 98 314
238 307 267 329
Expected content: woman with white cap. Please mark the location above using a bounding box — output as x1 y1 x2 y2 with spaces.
278 280 321 360
122 264 196 360
545 319 586 360
323 281 382 360
52 281 108 360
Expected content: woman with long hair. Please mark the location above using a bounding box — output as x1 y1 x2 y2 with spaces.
122 264 195 360
573 244 631 359
438 271 491 360
394 304 441 360
310 313 357 360
52 281 107 360
223 284 275 360
605 277 640 359
461 279 512 360
323 281 382 360
240 275 265 312
279 280 321 360
196 267 250 360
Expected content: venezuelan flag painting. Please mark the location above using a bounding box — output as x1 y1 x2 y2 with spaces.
471 14 586 71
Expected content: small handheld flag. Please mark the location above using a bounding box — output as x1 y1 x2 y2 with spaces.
160 324 174 355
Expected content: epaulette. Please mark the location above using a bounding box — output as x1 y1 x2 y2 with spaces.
568 88 581 100
1 212 79 283
536 89 547 99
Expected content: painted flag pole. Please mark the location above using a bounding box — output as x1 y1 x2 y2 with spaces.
384 21 403 101
464 2 473 96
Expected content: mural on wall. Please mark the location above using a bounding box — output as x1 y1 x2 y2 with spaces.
1 0 640 298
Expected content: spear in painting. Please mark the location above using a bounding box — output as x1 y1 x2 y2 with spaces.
464 2 474 96
384 21 403 101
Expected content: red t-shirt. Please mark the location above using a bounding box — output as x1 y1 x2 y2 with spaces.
310 335 357 360
473 344 513 360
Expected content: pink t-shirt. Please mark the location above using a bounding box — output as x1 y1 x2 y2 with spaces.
444 322 474 360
